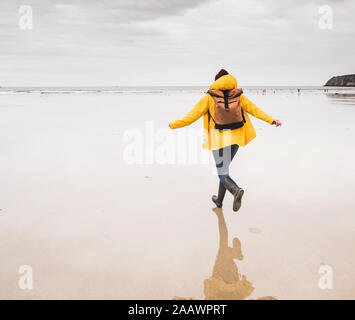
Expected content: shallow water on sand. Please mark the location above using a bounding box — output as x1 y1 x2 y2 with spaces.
0 90 354 299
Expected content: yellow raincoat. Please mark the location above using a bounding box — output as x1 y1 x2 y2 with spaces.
169 74 275 150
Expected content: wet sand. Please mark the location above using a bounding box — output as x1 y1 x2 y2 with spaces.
0 90 355 299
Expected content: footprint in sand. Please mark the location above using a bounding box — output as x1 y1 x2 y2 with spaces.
248 227 262 235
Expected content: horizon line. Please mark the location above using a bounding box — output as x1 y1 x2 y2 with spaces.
0 85 332 88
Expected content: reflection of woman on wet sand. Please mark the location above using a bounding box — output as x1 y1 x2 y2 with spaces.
173 208 276 300
204 208 254 300
204 208 276 300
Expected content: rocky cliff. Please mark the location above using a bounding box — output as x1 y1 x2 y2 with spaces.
325 74 355 87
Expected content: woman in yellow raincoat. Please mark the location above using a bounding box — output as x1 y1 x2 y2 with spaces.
169 69 282 212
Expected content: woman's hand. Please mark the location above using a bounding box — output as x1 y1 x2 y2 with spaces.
272 120 282 127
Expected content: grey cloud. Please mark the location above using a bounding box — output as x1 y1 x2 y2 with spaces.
0 0 354 86
0 0 210 61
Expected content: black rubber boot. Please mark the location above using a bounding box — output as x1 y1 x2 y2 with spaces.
222 176 244 212
212 182 226 208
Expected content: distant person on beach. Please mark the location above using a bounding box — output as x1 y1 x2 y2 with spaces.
169 69 282 212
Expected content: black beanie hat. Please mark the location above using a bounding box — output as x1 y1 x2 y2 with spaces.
215 69 229 81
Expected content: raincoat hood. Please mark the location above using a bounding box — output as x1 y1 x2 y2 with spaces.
209 74 238 91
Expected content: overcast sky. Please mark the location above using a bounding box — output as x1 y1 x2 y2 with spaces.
0 0 354 86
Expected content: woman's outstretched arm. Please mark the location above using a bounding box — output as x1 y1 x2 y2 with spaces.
169 94 211 129
240 94 281 126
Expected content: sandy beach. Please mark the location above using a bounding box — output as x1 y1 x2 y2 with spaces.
0 89 355 299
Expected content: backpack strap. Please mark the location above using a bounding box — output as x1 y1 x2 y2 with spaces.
231 90 243 98
223 90 230 109
206 92 214 134
207 109 215 123
206 92 215 149
207 109 211 149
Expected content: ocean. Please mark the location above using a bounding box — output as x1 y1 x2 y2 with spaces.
1 85 355 95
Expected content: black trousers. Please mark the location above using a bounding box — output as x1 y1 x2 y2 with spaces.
212 144 239 182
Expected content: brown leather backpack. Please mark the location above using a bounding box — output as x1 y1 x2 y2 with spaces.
207 88 245 130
